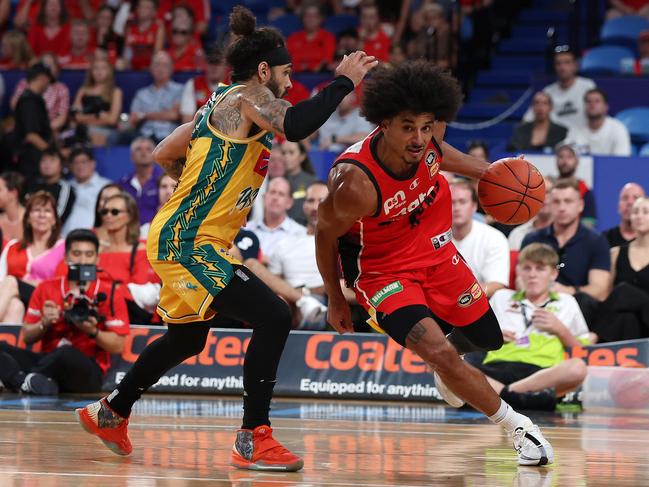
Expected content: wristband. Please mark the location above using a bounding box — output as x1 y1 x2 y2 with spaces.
88 328 99 339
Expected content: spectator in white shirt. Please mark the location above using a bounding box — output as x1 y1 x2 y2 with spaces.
245 177 306 260
564 88 632 156
317 91 375 153
450 179 510 297
523 47 596 130
62 148 110 235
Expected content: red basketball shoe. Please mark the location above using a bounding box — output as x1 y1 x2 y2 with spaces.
75 398 132 456
231 425 303 471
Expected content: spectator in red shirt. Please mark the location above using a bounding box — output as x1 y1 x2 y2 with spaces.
166 7 205 72
122 0 165 70
94 5 125 68
159 0 209 37
0 30 35 70
287 2 336 72
180 44 227 123
13 0 41 30
607 0 649 19
359 4 391 62
27 0 71 58
0 229 129 394
59 19 93 70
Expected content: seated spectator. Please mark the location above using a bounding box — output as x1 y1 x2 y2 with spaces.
27 0 71 58
332 28 361 70
508 177 555 251
408 3 456 69
250 142 286 224
450 179 510 298
564 88 632 156
245 177 306 260
122 0 165 70
11 53 70 134
93 183 122 232
287 2 336 72
607 0 649 19
632 30 649 75
317 91 375 153
284 78 310 107
125 51 182 144
555 144 597 227
508 92 568 153
25 148 76 225
521 178 611 322
0 173 26 242
603 182 646 247
13 0 41 29
388 43 407 67
65 0 101 22
593 197 649 342
93 5 124 67
243 182 331 329
0 191 64 323
0 229 129 394
119 136 163 225
166 5 205 72
359 4 391 62
58 19 93 70
0 30 35 69
474 243 590 411
180 45 226 123
282 141 318 226
523 47 596 131
62 148 110 235
70 58 123 147
159 0 209 37
12 62 54 181
139 173 176 238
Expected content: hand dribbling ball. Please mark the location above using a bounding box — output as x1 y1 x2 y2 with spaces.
477 157 546 225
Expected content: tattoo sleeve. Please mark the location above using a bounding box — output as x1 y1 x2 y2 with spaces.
210 95 242 134
240 85 290 135
406 321 427 345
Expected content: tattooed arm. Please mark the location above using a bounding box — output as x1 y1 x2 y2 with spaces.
152 111 200 181
238 84 291 137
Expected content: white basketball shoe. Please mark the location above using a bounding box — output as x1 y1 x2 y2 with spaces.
512 421 554 466
433 370 465 408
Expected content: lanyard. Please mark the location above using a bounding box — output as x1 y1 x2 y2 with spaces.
520 300 552 329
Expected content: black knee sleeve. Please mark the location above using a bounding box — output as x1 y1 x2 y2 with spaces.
377 305 433 347
448 307 504 353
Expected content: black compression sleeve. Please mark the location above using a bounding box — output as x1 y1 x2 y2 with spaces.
283 75 355 141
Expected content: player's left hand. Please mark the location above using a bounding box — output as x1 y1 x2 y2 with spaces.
531 309 562 335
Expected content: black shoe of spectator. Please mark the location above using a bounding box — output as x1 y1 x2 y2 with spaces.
20 373 59 395
500 387 557 412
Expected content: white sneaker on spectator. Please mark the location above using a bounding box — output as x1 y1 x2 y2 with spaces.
296 295 328 328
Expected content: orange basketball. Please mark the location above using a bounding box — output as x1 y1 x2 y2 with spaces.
477 158 546 225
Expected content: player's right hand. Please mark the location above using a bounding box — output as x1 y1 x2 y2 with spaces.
335 51 379 87
327 295 354 335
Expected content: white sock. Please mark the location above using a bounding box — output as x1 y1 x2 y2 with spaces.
488 399 531 433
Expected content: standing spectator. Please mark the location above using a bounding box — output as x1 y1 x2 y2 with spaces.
180 45 227 123
523 47 596 130
70 58 123 147
126 51 182 143
0 229 129 395
166 7 205 72
58 19 93 70
282 141 318 226
564 88 632 156
0 30 34 69
603 183 646 248
0 172 26 242
62 148 110 235
11 53 70 134
450 179 510 298
286 2 336 72
508 92 568 153
93 5 124 67
508 177 555 251
317 91 374 153
12 62 54 181
409 3 456 69
245 177 306 259
607 0 649 19
122 0 165 71
521 178 611 321
0 191 64 323
555 144 597 227
27 0 71 58
119 136 162 225
25 148 76 226
358 4 391 62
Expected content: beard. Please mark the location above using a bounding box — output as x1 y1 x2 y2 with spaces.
266 74 287 99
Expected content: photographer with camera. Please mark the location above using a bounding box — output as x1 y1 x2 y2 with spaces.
0 229 130 395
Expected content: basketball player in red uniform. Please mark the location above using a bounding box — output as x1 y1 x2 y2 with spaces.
315 61 554 466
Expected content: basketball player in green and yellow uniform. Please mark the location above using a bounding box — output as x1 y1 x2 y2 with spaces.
75 7 377 471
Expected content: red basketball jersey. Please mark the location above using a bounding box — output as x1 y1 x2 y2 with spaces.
336 128 455 285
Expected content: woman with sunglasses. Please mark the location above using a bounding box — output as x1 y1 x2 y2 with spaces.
0 191 64 323
166 6 205 72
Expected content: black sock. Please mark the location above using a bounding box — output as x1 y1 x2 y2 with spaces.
500 387 557 412
242 379 276 429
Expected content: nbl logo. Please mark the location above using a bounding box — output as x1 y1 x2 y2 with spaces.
425 150 439 179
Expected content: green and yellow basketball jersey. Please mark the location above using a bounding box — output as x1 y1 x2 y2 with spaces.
147 83 273 262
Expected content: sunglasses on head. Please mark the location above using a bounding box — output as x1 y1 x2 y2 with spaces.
101 208 126 216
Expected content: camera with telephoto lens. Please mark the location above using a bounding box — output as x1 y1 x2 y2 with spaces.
63 264 106 326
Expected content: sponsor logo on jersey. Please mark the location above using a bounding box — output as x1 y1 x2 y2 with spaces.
431 228 452 250
452 253 460 265
409 178 420 190
384 182 441 219
370 281 404 307
253 148 271 177
383 190 407 214
425 150 440 179
457 282 483 307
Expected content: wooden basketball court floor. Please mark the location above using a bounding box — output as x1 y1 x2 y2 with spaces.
1 394 648 486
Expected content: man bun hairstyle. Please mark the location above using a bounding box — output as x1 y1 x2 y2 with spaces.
226 6 288 82
361 60 463 125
